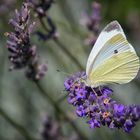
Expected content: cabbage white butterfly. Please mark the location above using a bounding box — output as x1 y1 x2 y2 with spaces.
86 21 140 87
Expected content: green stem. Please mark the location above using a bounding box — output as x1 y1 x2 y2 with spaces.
129 132 140 140
0 107 35 140
35 81 88 140
53 38 84 70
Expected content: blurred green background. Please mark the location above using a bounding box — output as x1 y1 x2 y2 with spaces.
0 0 140 140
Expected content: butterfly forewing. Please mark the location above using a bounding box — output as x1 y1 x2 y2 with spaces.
90 34 134 71
86 21 126 76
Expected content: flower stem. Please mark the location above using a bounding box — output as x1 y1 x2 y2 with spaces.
35 81 88 140
0 107 35 140
129 132 140 140
54 38 84 70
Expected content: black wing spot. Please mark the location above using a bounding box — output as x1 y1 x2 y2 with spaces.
114 49 118 54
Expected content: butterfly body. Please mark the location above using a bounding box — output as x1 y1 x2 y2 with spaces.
86 21 140 88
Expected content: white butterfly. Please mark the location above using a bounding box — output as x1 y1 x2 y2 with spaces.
86 21 140 87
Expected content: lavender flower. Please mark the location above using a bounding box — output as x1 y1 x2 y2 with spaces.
64 72 140 133
81 2 101 46
27 0 54 18
41 115 61 140
36 16 58 41
88 2 101 33
5 2 47 80
27 0 57 41
41 115 81 140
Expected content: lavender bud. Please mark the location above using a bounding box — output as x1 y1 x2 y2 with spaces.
27 0 54 18
41 115 61 140
81 1 101 46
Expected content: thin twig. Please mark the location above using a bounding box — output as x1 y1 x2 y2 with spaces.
0 107 35 140
35 81 88 140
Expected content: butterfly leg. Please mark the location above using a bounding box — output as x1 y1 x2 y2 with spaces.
98 86 103 94
91 87 98 96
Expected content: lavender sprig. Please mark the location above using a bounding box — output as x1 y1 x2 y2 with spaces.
81 1 101 46
27 0 54 18
64 72 140 133
27 0 57 41
41 114 81 140
36 16 58 41
41 115 61 140
5 2 47 81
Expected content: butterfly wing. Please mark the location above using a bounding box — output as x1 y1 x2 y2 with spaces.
86 21 127 77
87 33 139 87
88 51 139 87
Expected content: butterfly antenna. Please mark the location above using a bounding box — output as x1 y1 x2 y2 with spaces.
56 69 73 76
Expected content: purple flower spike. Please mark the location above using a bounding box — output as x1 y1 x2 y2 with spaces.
64 71 140 133
5 2 47 81
81 2 101 46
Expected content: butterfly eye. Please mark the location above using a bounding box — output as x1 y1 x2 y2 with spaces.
114 49 118 54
